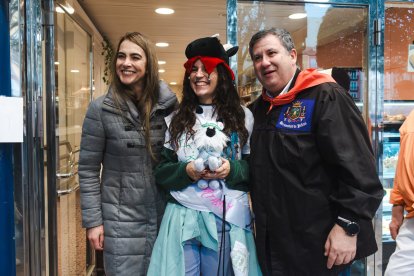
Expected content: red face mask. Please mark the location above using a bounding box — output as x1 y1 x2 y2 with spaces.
184 56 235 80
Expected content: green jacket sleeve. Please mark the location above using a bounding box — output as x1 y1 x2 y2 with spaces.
226 154 250 192
154 147 250 192
154 147 193 191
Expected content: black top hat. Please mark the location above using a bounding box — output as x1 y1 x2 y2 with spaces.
185 37 238 64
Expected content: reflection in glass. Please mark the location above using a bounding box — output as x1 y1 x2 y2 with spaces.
237 2 367 114
10 0 24 274
55 12 91 190
236 2 368 274
382 2 414 273
9 0 21 97
384 5 414 102
54 10 91 275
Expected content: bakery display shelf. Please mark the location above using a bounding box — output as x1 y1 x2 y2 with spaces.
383 171 396 180
384 101 414 105
383 121 404 129
383 132 400 138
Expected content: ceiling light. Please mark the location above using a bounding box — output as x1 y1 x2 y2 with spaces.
155 8 174 15
169 82 177 85
64 6 75 14
159 69 165 73
156 42 169 47
158 60 166 65
55 7 65 13
55 5 74 14
288 13 307 19
71 69 79 73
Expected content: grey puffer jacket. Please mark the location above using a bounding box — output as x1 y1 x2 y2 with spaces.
79 82 177 276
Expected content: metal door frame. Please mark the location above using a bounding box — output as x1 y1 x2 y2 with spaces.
9 0 47 274
0 0 16 274
45 1 95 275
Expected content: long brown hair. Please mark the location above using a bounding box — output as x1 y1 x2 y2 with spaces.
110 32 160 159
169 64 248 149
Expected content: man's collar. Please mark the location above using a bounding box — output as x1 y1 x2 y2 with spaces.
261 68 336 113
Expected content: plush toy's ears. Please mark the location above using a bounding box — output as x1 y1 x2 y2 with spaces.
226 46 238 58
222 43 238 59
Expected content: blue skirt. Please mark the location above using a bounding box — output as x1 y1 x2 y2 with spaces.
147 203 262 276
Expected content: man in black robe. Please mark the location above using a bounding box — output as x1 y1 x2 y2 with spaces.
248 27 384 275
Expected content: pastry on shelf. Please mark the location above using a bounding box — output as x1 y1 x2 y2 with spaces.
383 155 398 170
384 113 406 122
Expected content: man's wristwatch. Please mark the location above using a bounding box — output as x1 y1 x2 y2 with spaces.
336 216 360 236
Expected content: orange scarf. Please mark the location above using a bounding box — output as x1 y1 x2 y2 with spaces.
262 68 336 113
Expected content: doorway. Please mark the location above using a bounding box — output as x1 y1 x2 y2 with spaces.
235 1 380 275
382 1 414 273
13 0 386 275
53 9 92 275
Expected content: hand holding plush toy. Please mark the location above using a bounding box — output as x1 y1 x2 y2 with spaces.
193 121 229 190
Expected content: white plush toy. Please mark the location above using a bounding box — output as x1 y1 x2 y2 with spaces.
193 120 229 190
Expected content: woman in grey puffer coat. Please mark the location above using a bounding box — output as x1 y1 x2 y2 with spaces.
79 32 177 276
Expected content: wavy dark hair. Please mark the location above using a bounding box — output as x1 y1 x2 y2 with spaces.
110 32 160 159
169 63 248 149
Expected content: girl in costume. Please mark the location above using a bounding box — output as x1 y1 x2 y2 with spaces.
147 37 261 276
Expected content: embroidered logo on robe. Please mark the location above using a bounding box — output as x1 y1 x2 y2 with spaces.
276 99 315 132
